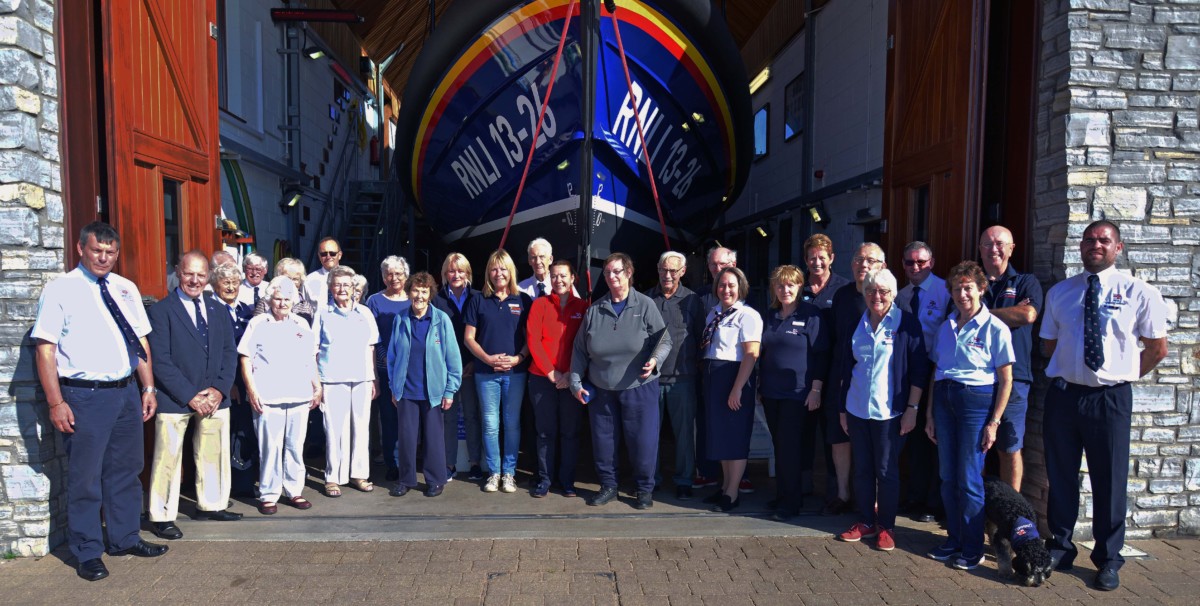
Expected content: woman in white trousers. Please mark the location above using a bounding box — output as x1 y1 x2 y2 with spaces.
239 276 321 515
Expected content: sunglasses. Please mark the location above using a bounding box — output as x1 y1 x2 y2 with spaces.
318 251 340 258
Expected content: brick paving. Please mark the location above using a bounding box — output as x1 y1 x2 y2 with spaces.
2 534 1197 604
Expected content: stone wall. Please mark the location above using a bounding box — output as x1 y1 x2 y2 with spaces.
0 0 64 556
1030 0 1200 538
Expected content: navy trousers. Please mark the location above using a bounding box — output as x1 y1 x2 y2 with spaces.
1044 380 1132 571
846 413 905 530
528 374 582 490
589 380 660 493
396 398 447 490
375 372 399 472
61 383 145 562
762 397 810 514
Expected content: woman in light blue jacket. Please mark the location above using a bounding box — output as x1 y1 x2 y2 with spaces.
386 272 463 498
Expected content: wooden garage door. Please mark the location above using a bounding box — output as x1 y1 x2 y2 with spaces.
881 0 986 267
102 0 220 297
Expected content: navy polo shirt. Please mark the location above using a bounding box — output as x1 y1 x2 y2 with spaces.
402 311 432 400
829 281 868 396
463 292 531 370
759 301 831 399
802 272 850 310
981 265 1043 383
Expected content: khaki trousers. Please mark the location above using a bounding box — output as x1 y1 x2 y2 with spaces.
148 408 231 521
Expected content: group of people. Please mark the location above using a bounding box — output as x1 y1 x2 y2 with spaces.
35 219 1166 592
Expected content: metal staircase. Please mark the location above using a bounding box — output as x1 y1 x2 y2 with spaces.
338 180 404 292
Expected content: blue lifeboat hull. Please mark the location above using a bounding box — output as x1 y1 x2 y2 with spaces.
396 0 751 268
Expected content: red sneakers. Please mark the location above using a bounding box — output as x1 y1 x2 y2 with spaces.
693 475 718 488
876 529 895 551
738 478 755 494
837 522 878 542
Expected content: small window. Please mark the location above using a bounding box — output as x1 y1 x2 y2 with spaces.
163 178 182 281
754 105 769 160
784 73 804 140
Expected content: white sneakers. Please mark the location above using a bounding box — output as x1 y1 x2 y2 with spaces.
501 474 517 493
484 474 500 492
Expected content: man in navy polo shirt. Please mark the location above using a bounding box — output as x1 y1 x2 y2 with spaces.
978 225 1043 491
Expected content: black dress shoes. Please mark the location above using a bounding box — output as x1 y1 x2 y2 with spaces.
107 539 168 558
588 486 618 506
424 485 444 498
150 522 183 540
1094 567 1120 591
1049 552 1075 571
634 490 653 510
76 558 109 582
192 509 243 521
711 494 740 512
389 484 409 497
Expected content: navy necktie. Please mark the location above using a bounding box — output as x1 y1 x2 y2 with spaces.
1084 274 1104 372
193 297 209 351
253 285 260 305
909 285 921 316
537 282 547 298
97 275 147 366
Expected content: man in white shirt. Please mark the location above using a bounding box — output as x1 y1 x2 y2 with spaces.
32 221 167 581
517 237 578 298
894 241 949 523
305 237 342 306
237 253 269 308
1040 220 1168 592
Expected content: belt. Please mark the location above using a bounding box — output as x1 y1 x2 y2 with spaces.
60 376 135 389
1051 377 1128 391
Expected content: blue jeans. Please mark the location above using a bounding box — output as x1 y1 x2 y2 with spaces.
933 381 993 560
475 371 526 476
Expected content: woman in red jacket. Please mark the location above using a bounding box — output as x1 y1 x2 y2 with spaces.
526 259 589 497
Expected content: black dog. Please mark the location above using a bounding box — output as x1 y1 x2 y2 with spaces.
983 476 1053 587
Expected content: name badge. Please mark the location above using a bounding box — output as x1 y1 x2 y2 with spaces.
792 321 805 327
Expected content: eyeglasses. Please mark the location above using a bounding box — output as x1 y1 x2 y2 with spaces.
852 257 883 266
979 241 1012 250
864 288 893 297
318 251 340 258
902 259 930 267
658 266 684 276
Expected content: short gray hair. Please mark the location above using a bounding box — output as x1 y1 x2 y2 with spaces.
527 237 552 256
863 269 898 294
658 250 687 268
274 257 305 280
856 242 886 264
902 241 934 259
210 263 243 286
266 275 299 303
380 255 410 277
707 246 737 264
327 265 357 288
243 252 268 269
352 274 368 293
211 250 236 267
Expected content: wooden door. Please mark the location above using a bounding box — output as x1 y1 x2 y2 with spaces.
881 0 987 270
101 0 220 297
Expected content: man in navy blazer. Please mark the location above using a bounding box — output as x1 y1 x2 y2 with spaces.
146 251 241 540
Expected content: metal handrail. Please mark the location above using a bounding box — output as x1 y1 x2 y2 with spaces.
306 125 362 270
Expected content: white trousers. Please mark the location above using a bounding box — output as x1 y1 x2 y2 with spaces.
322 381 373 484
254 401 309 503
148 408 231 521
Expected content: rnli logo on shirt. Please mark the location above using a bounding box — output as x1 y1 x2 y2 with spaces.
296 331 304 339
508 303 522 315
882 329 895 344
120 288 135 303
1003 287 1018 299
1106 293 1126 310
786 328 800 336
969 337 987 349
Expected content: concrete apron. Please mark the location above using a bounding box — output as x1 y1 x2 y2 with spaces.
177 465 856 543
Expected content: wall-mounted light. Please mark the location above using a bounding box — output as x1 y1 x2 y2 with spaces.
304 46 325 60
808 202 828 226
278 187 303 213
755 226 769 238
748 67 770 95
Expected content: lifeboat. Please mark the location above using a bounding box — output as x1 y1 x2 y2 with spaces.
396 0 752 281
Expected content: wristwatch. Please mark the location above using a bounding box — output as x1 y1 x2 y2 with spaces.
142 386 157 395
986 418 1000 427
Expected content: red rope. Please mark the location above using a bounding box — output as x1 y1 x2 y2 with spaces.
609 7 671 251
499 0 577 251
